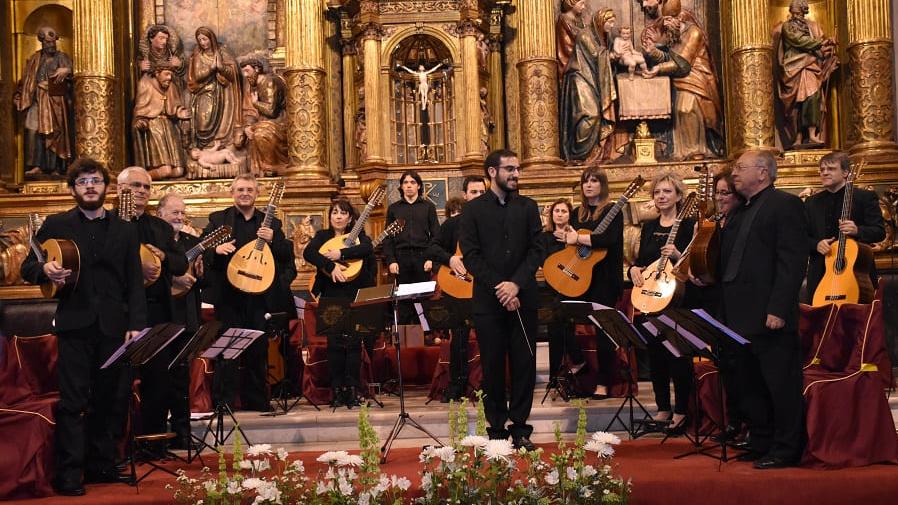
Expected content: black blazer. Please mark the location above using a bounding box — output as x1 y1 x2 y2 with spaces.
804 187 885 297
20 207 147 337
171 232 204 332
720 186 809 337
202 206 295 317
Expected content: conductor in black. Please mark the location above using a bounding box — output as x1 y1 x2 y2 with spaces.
459 149 544 451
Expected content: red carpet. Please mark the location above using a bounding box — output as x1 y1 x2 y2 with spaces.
6 439 898 504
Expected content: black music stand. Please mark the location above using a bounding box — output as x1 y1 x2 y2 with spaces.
198 328 265 450
262 311 320 416
102 323 185 487
355 282 444 463
418 296 472 405
540 299 587 404
649 309 748 462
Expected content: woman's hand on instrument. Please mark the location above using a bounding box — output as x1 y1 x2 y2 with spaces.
423 260 433 272
331 266 347 283
216 240 236 255
388 262 399 275
449 255 467 276
660 244 681 261
43 261 70 285
495 281 519 306
629 265 645 287
816 238 835 256
323 249 341 261
257 226 274 242
838 219 858 237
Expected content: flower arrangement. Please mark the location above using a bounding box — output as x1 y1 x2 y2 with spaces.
170 395 630 504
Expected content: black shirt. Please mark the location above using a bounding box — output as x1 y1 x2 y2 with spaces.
303 228 375 299
383 196 440 264
634 217 696 268
431 213 461 266
233 211 264 250
570 204 625 306
459 190 544 313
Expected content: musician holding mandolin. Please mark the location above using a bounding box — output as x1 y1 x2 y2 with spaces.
629 173 695 436
204 173 295 412
303 198 376 408
430 175 486 402
21 158 147 496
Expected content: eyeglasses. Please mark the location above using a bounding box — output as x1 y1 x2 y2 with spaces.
74 177 105 187
128 181 152 190
717 190 734 196
497 165 523 173
732 164 765 172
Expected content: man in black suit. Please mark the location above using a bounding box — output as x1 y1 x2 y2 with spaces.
21 158 147 496
203 173 295 412
722 150 809 469
804 151 885 301
116 167 187 447
460 150 544 450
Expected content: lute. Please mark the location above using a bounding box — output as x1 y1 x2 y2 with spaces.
27 213 81 299
118 187 163 287
227 180 286 294
171 225 232 298
315 184 388 281
688 164 721 284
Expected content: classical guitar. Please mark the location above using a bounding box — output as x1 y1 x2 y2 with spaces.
316 184 387 281
436 244 474 299
631 193 698 315
812 161 875 306
27 213 81 299
227 180 286 294
689 164 721 284
171 225 232 298
308 218 405 300
543 175 646 297
118 187 163 287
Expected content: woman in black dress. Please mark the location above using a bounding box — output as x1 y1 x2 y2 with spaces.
303 198 376 407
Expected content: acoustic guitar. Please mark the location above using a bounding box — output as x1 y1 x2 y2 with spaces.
118 188 163 287
308 218 405 300
543 175 646 297
171 225 232 298
316 184 387 281
688 165 721 285
227 180 286 294
812 161 875 306
27 213 80 299
631 193 698 315
436 244 474 299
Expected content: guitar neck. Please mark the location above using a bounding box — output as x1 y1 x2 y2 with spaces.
592 197 626 234
345 201 376 246
835 182 855 262
657 218 684 271
185 243 205 263
372 228 391 248
254 203 278 251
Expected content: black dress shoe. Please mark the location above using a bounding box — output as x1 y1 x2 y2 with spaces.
55 484 86 496
665 416 689 437
736 451 763 462
753 455 794 470
84 470 134 485
512 435 536 452
711 424 741 444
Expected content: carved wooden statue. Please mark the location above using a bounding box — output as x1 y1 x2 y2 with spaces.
187 27 243 150
133 65 191 179
239 53 288 176
555 0 587 81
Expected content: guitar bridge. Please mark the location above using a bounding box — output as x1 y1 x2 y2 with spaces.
640 289 663 298
556 264 580 281
237 270 263 281
824 294 847 301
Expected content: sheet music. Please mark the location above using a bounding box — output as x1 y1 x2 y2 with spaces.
143 327 185 363
642 321 658 336
662 340 682 358
395 281 436 299
587 315 620 350
691 309 750 344
202 328 265 360
657 314 709 350
100 327 152 369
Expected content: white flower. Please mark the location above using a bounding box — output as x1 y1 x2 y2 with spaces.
337 454 364 467
203 480 217 493
317 450 349 464
391 475 412 491
358 492 371 505
226 481 241 494
246 444 273 457
581 465 597 478
483 439 515 463
375 475 390 494
325 468 335 480
591 432 622 446
421 473 433 491
276 447 289 461
585 440 613 456
566 466 578 481
239 460 253 470
338 476 353 496
582 487 594 498
545 469 559 485
459 435 489 448
251 459 271 472
432 446 456 464
242 478 264 490
315 481 329 495
254 481 282 504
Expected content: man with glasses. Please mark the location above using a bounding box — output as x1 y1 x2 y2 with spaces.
21 158 147 495
722 150 809 469
804 151 885 301
116 166 187 455
460 150 544 450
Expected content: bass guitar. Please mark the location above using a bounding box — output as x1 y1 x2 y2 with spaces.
812 161 875 306
118 187 163 287
631 193 698 314
688 165 721 284
27 213 81 299
436 244 474 299
171 225 232 298
227 179 287 294
543 176 646 297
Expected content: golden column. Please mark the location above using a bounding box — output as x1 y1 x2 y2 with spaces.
360 22 386 165
284 0 329 177
515 0 561 167
339 11 359 169
846 0 898 158
726 0 776 154
488 6 506 151
73 0 119 171
459 20 484 162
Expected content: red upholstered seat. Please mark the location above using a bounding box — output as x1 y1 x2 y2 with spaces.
189 357 214 413
802 301 898 469
799 303 839 369
688 360 725 436
575 323 639 398
426 330 482 402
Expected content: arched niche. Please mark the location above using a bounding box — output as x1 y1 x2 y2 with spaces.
16 3 74 79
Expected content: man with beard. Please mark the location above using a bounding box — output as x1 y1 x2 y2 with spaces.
238 54 288 176
14 26 75 177
133 65 191 179
21 158 146 495
116 167 187 453
459 150 544 450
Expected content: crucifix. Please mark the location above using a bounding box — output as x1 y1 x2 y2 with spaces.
397 63 442 111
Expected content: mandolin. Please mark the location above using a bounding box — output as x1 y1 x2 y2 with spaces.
543 175 646 297
812 161 875 306
118 188 163 287
688 165 721 284
28 213 81 299
631 193 698 315
316 184 387 281
227 180 286 294
171 225 232 298
436 244 474 299
308 218 405 300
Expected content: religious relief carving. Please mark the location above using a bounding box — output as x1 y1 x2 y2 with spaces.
138 25 186 90
291 216 317 270
555 0 587 82
187 27 244 152
133 65 191 180
355 88 368 161
731 49 776 150
238 52 289 177
479 87 495 154
772 0 839 149
379 1 460 15
612 26 648 80
476 33 490 71
14 26 75 178
846 42 895 147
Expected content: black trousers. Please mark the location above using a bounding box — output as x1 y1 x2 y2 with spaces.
717 339 749 428
473 308 537 439
646 338 693 415
214 296 269 411
734 329 805 460
447 326 470 393
396 249 430 323
326 332 362 389
55 324 128 486
546 321 585 379
138 303 183 437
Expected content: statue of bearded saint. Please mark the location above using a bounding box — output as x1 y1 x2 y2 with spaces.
238 54 288 176
773 0 838 148
132 66 191 179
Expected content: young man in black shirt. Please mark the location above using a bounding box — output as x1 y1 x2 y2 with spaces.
21 158 146 496
431 175 486 401
460 150 544 450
